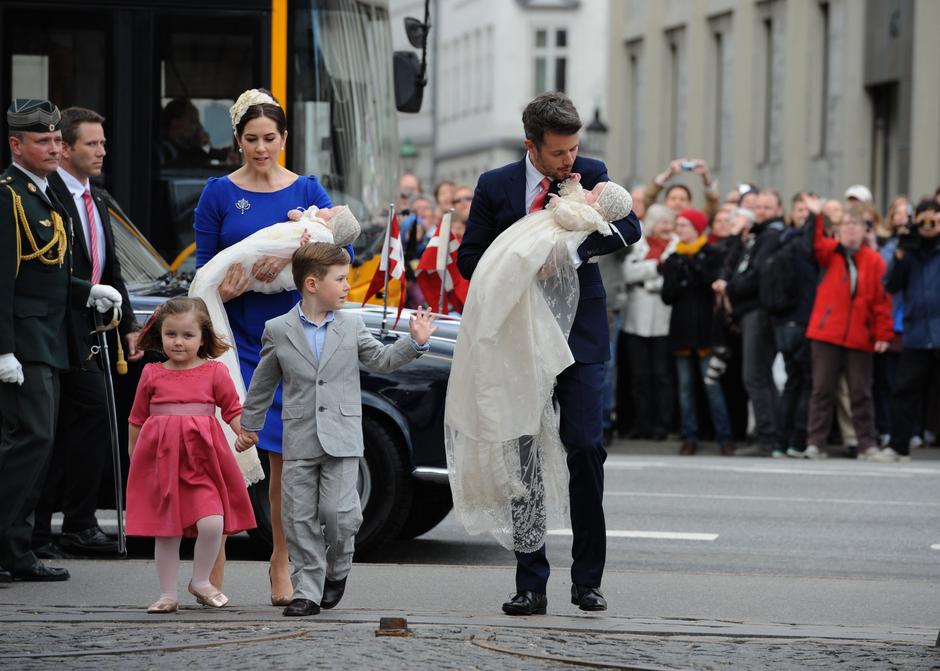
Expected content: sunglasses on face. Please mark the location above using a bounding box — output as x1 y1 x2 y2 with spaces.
452 195 472 205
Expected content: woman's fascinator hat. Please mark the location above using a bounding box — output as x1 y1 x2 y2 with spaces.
230 89 280 130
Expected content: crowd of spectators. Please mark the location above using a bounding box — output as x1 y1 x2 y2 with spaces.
611 159 940 461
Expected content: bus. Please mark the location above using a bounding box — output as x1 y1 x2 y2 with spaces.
1 0 403 266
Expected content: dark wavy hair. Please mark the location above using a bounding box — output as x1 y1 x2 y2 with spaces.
522 92 581 147
234 88 286 142
137 297 230 359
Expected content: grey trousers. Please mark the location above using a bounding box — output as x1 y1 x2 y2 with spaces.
741 309 780 447
281 455 362 604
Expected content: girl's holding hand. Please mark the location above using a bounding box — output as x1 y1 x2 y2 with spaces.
126 297 256 614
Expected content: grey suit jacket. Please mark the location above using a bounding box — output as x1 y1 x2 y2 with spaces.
241 308 423 459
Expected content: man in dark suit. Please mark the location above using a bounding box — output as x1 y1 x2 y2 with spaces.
457 92 641 615
33 107 142 558
0 99 123 582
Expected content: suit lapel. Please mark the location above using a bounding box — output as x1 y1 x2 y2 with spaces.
505 158 527 223
284 309 319 370
318 313 346 369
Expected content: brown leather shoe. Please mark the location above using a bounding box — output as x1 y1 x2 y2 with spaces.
720 441 736 456
679 440 697 455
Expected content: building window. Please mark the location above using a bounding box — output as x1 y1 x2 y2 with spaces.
534 28 568 94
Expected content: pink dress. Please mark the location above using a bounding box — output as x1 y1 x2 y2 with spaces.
126 361 256 538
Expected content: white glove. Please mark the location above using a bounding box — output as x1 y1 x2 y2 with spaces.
87 284 123 313
0 353 24 385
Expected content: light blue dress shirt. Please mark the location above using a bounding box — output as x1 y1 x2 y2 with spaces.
297 304 430 360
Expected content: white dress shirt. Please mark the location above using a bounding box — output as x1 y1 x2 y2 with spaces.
57 166 106 270
524 153 583 267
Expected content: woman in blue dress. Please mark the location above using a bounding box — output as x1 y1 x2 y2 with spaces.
194 89 333 606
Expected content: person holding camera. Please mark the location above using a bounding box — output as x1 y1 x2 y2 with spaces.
871 199 940 462
643 158 720 223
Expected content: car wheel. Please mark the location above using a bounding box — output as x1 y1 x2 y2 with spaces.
396 480 453 540
354 414 413 556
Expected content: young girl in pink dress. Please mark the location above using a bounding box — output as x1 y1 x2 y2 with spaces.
127 297 256 613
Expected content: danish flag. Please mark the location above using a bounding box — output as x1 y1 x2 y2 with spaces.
362 212 406 326
416 213 468 314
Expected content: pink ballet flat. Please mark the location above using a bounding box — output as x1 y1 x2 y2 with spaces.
188 581 228 608
147 597 179 614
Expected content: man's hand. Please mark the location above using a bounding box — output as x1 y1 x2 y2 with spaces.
87 284 122 313
408 306 438 345
0 353 24 385
219 264 251 302
235 430 258 453
874 340 890 354
804 194 824 215
125 331 144 361
712 279 728 295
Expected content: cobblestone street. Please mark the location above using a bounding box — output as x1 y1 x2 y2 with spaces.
2 609 938 670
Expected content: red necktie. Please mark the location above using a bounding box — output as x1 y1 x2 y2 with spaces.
529 177 551 213
82 189 102 284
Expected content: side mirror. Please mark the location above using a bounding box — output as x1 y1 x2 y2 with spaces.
404 17 429 49
394 51 425 113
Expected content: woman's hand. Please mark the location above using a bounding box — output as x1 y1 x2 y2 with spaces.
251 255 290 284
409 306 438 345
219 264 251 302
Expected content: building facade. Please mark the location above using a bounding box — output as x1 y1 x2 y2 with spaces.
606 0 940 211
391 0 610 192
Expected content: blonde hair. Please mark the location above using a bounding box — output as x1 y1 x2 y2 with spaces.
291 242 351 292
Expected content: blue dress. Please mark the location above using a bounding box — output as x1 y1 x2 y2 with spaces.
194 175 332 454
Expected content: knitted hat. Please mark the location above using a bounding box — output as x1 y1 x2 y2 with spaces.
678 208 708 235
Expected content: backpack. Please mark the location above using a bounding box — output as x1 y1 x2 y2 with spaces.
759 233 801 315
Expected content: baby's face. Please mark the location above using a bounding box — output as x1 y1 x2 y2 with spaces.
584 182 606 206
319 206 337 222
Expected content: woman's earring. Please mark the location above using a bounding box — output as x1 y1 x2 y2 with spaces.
238 146 243 153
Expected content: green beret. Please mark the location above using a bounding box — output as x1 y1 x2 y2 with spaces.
7 98 61 133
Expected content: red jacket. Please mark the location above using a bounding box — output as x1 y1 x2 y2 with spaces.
805 214 893 352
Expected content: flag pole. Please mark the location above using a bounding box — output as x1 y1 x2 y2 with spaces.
437 209 454 314
380 204 395 336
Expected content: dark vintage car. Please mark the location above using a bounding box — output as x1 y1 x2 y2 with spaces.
110 206 457 556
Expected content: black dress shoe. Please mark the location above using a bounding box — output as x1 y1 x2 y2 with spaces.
283 598 320 617
571 584 607 611
0 568 11 583
321 577 347 610
11 561 70 582
59 526 118 555
501 591 547 616
32 542 71 560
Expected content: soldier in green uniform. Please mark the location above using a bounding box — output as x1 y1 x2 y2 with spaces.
0 99 123 582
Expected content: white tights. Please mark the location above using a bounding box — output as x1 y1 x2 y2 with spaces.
154 515 224 599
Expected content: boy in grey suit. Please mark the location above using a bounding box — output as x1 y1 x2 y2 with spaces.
237 243 437 616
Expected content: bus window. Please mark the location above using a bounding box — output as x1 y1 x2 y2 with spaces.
152 14 262 261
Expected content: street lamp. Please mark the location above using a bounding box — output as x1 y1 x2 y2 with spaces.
582 107 609 159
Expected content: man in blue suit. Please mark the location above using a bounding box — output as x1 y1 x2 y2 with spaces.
457 92 641 615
